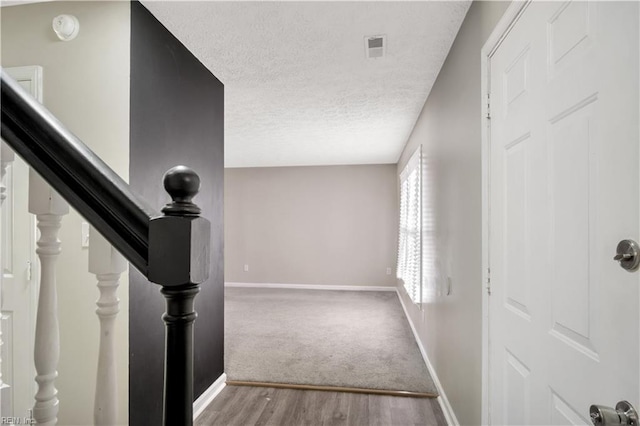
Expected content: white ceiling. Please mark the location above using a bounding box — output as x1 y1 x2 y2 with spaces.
144 2 472 168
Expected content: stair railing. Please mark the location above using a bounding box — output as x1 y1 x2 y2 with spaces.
1 67 209 426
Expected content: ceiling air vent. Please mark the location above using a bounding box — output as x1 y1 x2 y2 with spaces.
365 35 386 59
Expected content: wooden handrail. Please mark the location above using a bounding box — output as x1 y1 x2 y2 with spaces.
0 68 154 274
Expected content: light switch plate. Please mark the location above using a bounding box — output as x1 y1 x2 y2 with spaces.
81 221 90 248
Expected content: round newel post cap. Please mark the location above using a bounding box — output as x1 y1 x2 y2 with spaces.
162 165 202 216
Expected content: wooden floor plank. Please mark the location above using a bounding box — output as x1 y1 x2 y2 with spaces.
430 399 448 426
391 393 438 426
345 392 370 426
209 386 271 426
368 394 392 426
315 389 340 424
253 387 284 426
196 385 446 426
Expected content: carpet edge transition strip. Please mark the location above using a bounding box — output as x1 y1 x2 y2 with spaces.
226 380 438 398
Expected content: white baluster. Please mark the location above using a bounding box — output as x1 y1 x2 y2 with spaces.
29 170 68 426
89 227 126 426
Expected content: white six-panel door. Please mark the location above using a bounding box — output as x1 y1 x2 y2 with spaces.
487 1 639 424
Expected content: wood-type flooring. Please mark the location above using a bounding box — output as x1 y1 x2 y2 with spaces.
196 385 447 426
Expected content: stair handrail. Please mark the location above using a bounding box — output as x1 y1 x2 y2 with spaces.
1 67 154 273
1 67 210 426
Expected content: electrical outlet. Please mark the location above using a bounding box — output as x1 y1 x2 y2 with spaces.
243 264 249 272
386 267 392 275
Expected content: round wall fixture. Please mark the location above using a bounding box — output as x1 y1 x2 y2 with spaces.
52 14 79 41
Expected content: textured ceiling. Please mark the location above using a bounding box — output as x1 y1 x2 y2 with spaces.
141 1 471 168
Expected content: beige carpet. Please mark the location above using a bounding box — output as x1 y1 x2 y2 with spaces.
224 287 438 396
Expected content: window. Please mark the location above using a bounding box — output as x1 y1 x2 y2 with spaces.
422 153 437 303
397 147 421 304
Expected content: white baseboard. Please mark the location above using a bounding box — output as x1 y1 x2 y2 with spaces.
395 289 459 426
225 282 396 292
193 373 227 420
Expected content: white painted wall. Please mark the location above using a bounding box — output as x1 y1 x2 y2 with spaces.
395 1 509 425
1 2 130 425
225 165 398 287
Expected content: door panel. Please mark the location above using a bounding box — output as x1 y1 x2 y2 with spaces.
489 2 639 424
505 349 531 426
504 135 531 320
548 102 596 357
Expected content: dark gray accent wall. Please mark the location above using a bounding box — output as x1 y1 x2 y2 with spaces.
129 2 224 424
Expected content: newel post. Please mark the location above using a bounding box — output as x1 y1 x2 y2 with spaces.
148 166 210 426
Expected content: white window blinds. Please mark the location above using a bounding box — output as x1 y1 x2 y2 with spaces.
397 147 421 304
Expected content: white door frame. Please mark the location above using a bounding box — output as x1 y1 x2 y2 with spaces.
5 64 42 333
1 65 42 417
5 66 42 300
480 2 531 425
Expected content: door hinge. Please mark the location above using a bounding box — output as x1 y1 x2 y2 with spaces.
486 93 491 119
486 267 491 295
